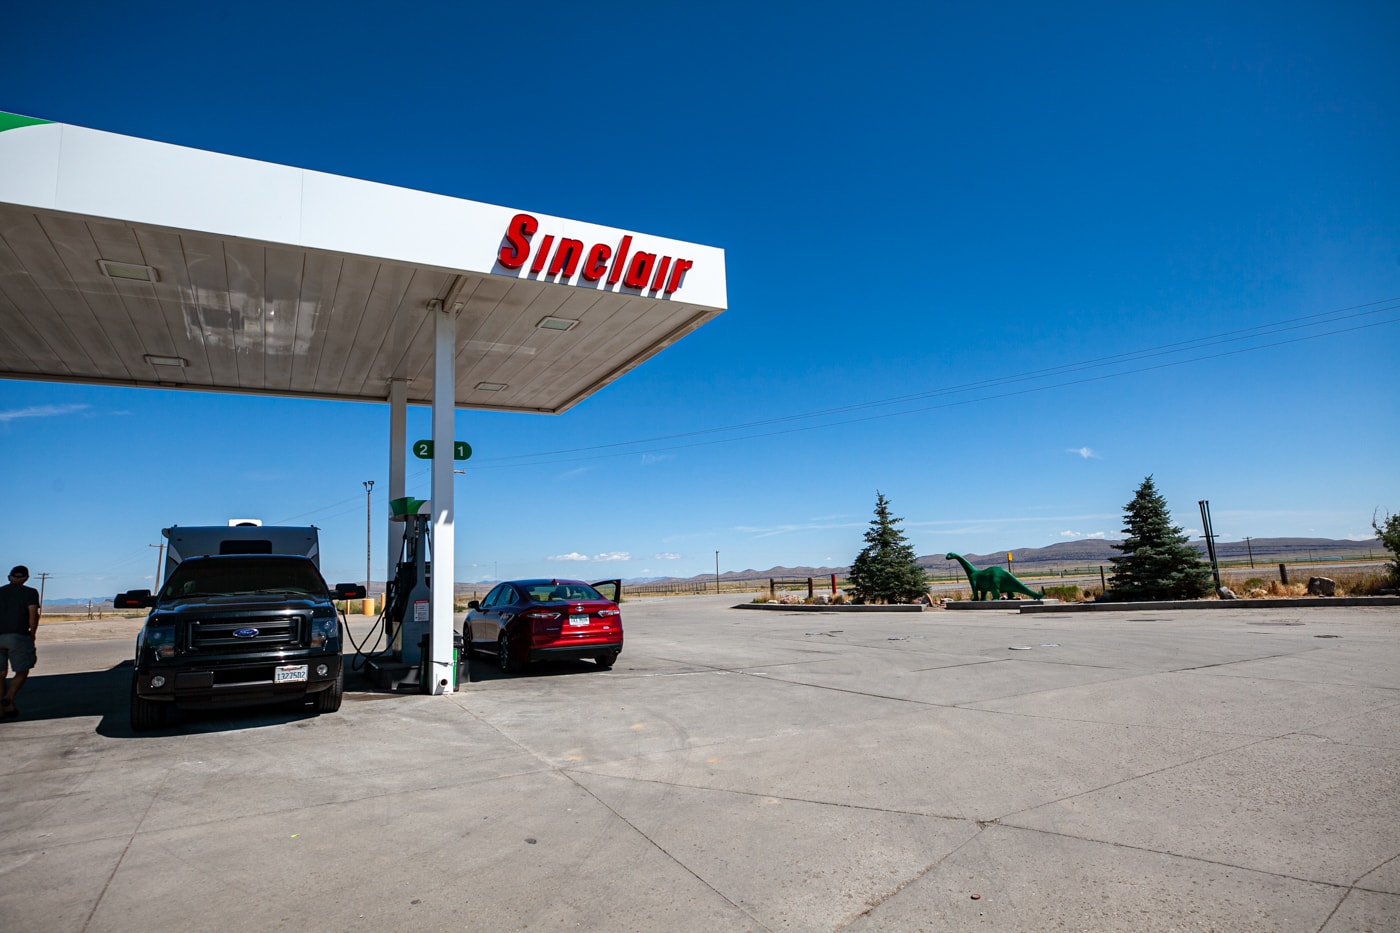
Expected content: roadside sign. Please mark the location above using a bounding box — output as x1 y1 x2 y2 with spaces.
412 440 472 460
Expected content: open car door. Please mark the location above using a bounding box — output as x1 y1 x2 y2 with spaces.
591 579 622 602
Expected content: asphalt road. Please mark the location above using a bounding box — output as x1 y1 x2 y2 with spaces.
3 597 1398 932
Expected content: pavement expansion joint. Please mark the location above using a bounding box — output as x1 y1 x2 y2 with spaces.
993 821 1357 892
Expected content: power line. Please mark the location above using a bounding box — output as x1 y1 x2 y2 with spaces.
468 298 1400 469
253 296 1398 518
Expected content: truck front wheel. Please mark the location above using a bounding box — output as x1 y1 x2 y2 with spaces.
313 667 344 714
130 677 168 732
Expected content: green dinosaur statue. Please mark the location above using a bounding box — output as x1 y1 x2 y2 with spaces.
945 553 1045 601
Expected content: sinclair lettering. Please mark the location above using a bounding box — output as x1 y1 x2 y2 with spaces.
497 213 694 296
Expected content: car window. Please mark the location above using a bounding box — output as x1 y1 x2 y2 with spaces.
538 584 603 602
483 585 508 608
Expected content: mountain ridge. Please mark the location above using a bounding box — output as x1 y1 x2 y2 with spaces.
633 536 1385 586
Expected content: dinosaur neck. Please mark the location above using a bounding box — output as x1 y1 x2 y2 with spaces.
951 554 977 579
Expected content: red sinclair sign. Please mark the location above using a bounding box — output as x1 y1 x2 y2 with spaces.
497 213 694 296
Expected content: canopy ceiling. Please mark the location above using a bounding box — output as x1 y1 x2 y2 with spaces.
0 113 727 413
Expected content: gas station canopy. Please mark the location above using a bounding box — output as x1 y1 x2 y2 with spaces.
0 112 727 413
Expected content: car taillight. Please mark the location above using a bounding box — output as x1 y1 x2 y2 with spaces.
597 608 620 617
522 608 561 634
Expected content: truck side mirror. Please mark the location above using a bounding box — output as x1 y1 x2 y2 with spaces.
115 590 156 609
333 584 367 600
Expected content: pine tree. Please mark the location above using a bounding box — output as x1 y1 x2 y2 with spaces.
1107 475 1213 601
1373 509 1400 585
848 492 929 604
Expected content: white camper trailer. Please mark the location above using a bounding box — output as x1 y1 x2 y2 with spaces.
161 522 321 585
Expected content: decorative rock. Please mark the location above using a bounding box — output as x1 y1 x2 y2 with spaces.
1216 586 1238 600
1307 576 1337 597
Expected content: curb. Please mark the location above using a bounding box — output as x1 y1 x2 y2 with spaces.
945 599 1059 611
1019 596 1400 613
733 603 926 612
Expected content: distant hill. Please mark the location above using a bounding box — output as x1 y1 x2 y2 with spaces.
948 537 1384 571
44 538 1387 605
632 537 1384 586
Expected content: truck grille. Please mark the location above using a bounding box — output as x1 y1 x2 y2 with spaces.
188 615 305 652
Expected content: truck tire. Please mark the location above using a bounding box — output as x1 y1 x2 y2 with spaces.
130 678 167 732
313 667 344 714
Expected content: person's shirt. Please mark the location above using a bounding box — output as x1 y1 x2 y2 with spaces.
0 582 40 636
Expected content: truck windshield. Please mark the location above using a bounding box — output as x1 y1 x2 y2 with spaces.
161 558 327 599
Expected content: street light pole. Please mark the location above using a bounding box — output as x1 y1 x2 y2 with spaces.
1198 499 1222 591
362 480 375 593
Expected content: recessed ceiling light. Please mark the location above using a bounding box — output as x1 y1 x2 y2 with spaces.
475 382 507 392
144 354 186 367
537 316 579 332
100 260 157 282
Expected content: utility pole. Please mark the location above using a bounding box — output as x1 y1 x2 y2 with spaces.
148 543 165 592
715 551 720 594
35 571 51 603
362 480 375 593
1243 536 1254 569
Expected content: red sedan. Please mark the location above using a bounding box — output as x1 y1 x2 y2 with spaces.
464 579 622 674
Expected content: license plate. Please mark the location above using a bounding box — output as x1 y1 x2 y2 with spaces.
568 614 589 627
275 664 308 683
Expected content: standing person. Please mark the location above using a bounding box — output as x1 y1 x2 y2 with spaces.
1 565 41 719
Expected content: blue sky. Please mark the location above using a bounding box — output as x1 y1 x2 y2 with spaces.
3 1 1398 599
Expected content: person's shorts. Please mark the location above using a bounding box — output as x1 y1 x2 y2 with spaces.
0 633 36 672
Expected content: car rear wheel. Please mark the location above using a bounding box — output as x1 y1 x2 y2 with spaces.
130 677 168 732
313 667 344 713
595 652 618 670
498 634 523 674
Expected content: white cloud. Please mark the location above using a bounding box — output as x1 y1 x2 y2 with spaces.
0 403 90 424
1067 447 1100 459
1059 530 1107 539
641 453 674 465
547 551 633 563
652 552 682 560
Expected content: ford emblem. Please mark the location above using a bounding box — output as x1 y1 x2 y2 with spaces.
233 627 260 638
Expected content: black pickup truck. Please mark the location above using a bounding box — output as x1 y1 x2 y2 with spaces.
116 554 364 731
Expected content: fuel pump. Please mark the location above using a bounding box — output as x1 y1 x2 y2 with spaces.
364 498 440 691
388 512 432 666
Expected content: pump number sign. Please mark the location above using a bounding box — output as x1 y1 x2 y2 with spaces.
412 440 472 460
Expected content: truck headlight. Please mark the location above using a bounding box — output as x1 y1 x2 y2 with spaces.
143 618 176 660
310 614 338 648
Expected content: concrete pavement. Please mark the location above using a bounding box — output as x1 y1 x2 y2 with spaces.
2 597 1397 931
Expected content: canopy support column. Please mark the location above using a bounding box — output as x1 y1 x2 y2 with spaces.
428 299 458 694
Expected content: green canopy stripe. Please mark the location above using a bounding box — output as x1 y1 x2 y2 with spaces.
0 112 52 133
